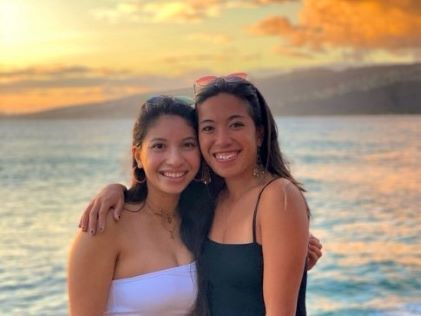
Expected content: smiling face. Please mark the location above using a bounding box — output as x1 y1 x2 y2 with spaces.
197 93 262 181
133 115 200 196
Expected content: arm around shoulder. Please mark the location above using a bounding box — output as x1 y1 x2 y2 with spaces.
68 213 120 316
259 179 309 316
80 183 127 235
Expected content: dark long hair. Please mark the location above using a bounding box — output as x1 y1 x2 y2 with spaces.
125 96 213 315
195 78 306 198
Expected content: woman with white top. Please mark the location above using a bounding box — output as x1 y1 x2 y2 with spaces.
67 96 213 315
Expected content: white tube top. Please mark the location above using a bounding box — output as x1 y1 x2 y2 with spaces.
104 262 197 315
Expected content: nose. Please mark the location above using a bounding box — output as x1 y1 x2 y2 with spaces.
166 147 184 167
214 127 232 147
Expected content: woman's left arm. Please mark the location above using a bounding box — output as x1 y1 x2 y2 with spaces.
259 180 309 316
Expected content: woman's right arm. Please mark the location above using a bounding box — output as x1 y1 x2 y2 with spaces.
79 183 127 235
68 214 119 315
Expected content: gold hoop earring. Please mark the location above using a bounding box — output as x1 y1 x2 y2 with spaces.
253 147 265 178
133 166 146 184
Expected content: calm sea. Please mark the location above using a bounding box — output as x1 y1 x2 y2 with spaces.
0 116 420 315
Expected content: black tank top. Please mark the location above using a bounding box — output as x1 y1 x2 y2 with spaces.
201 179 307 316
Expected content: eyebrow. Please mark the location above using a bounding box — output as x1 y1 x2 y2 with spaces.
228 115 246 120
183 136 197 142
149 136 197 142
199 114 246 124
150 138 167 142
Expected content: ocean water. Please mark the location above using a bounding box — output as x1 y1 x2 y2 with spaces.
0 116 420 315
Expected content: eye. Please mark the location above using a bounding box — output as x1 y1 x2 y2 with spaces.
200 125 214 133
151 143 166 151
230 121 244 129
183 140 198 149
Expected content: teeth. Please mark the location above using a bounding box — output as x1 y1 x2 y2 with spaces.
215 152 237 161
162 171 185 178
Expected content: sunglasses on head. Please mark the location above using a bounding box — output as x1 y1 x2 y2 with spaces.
146 95 195 106
193 72 248 95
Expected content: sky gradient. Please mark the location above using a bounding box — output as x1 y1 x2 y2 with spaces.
1 0 420 114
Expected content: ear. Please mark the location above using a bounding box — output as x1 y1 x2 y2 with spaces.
255 127 264 147
132 146 142 168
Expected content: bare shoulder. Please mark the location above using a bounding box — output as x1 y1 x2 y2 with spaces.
260 178 304 203
263 177 294 191
113 204 148 235
72 209 121 251
118 203 144 225
259 177 308 218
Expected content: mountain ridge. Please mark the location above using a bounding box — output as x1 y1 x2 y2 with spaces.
3 63 420 119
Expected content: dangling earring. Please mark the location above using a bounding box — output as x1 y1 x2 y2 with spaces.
133 163 146 184
201 163 211 184
195 162 211 184
253 147 265 178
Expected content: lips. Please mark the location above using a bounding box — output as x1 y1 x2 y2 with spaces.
160 171 188 179
213 151 239 162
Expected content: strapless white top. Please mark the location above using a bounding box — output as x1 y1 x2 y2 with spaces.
104 262 197 315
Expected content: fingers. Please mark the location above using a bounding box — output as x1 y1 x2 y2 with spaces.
98 187 125 230
309 234 322 250
97 201 112 233
113 198 124 221
308 244 323 260
306 251 317 270
80 211 88 232
88 199 100 236
79 183 126 235
307 233 323 270
78 210 84 229
79 201 93 232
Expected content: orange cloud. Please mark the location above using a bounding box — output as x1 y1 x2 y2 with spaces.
0 87 146 114
0 66 193 114
273 45 315 59
159 51 261 67
142 1 221 23
251 0 421 54
93 0 295 23
186 32 232 45
252 0 296 4
92 2 143 23
92 0 219 23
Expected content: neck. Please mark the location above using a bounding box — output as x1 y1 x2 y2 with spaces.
145 187 180 216
223 173 266 201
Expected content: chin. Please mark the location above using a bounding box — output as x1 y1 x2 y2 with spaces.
163 181 192 194
211 168 239 179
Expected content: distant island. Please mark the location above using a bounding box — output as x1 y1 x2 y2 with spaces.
3 63 421 119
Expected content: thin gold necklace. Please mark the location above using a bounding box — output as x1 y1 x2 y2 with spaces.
145 200 178 239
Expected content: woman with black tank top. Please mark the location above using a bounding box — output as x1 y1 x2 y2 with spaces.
79 74 322 315
194 74 310 316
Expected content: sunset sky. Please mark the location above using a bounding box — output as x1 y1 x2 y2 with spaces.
1 0 420 114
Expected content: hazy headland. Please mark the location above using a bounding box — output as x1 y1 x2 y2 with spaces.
3 63 421 119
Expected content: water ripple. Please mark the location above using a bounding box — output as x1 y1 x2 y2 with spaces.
1 116 420 315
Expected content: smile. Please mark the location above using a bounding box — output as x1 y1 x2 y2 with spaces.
160 171 188 179
213 151 239 162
